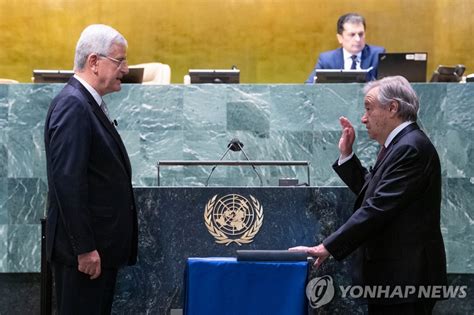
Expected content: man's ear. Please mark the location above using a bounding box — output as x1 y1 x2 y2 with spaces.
336 34 343 45
389 100 399 116
88 54 100 74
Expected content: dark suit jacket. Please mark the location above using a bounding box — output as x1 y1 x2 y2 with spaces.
324 123 447 303
44 77 138 268
305 44 385 83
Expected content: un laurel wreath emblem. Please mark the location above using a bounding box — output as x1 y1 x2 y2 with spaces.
204 194 264 246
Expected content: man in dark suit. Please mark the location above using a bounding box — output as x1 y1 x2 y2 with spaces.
305 13 385 83
44 24 138 314
291 76 447 314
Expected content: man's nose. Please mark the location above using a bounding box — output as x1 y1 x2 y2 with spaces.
121 65 129 75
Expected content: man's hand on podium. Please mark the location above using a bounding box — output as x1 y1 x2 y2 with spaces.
288 244 330 268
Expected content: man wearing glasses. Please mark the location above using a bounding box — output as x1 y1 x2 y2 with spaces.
44 24 137 314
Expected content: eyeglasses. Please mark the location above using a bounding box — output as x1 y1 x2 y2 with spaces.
97 53 128 68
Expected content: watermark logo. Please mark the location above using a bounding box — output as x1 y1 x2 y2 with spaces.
339 284 468 299
306 275 468 309
305 275 335 308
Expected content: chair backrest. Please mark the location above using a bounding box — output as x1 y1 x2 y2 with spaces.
0 78 19 84
130 62 171 84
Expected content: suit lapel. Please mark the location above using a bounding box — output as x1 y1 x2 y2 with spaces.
355 123 421 205
68 78 133 178
372 123 420 172
360 45 370 69
334 48 344 69
91 104 133 177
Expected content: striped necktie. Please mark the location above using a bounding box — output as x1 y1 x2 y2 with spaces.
100 101 112 122
350 55 358 70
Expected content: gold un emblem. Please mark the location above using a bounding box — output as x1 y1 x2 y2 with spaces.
204 194 264 246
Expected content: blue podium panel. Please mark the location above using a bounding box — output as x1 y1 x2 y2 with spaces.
185 257 308 315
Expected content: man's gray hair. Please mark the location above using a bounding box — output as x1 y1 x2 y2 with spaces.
364 76 419 122
74 24 128 71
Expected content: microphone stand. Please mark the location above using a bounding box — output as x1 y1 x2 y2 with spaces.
205 144 233 187
233 141 264 187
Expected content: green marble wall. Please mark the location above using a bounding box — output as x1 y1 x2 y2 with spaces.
0 83 472 274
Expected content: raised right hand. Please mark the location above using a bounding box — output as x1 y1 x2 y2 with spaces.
338 116 355 159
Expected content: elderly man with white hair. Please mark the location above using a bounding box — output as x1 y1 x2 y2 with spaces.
44 24 138 315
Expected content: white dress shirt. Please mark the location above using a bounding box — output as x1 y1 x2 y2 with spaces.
342 49 362 70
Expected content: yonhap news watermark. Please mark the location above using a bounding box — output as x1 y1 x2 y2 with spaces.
306 275 468 309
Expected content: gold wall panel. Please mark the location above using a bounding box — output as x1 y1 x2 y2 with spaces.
0 0 473 83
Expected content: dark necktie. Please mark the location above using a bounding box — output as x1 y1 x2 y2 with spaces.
350 55 358 70
376 145 387 163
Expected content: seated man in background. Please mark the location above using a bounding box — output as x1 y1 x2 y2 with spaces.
305 13 385 83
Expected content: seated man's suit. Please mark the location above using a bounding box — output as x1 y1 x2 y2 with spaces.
305 44 385 83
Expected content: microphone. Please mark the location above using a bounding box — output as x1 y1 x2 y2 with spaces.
205 138 263 187
228 138 243 152
113 119 118 126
